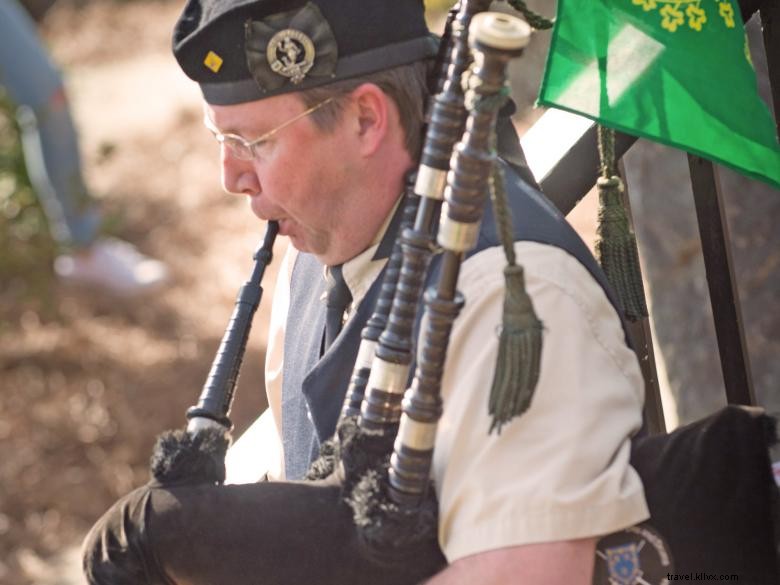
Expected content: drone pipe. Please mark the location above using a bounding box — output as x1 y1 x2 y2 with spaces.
356 0 494 435
388 12 532 506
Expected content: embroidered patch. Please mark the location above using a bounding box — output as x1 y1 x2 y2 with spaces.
203 51 223 73
244 3 338 94
594 523 673 585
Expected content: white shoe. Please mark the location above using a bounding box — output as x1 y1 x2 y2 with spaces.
54 237 169 296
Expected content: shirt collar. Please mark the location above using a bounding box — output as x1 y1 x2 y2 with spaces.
326 195 404 309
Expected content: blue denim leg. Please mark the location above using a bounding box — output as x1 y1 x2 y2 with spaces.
0 0 101 247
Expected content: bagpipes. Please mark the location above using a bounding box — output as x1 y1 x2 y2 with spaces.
82 2 779 584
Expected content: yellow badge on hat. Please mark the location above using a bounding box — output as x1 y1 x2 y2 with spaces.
203 51 224 73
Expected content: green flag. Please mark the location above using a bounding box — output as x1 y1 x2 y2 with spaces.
538 0 780 188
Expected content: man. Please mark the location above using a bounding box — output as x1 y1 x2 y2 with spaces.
176 0 648 580
83 1 649 583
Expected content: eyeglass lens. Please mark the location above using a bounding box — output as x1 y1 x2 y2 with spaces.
221 136 253 160
206 97 333 161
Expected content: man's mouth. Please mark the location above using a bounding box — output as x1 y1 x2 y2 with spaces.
245 197 292 236
274 218 297 237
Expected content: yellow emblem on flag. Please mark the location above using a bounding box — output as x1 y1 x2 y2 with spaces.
204 51 224 73
629 0 737 32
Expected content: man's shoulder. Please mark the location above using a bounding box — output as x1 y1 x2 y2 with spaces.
474 161 585 258
460 241 604 306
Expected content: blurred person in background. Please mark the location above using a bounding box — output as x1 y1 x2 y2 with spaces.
0 0 168 295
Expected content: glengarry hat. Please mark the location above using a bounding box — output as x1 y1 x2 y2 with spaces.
172 0 438 105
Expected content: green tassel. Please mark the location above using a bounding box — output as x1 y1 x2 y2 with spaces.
488 163 543 435
595 175 648 322
595 125 648 323
489 264 543 434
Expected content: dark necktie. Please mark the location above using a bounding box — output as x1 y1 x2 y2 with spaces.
323 264 352 352
320 195 407 354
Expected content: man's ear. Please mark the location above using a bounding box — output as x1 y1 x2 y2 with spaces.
349 83 389 156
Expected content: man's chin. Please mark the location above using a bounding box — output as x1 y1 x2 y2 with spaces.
285 230 332 263
282 227 311 254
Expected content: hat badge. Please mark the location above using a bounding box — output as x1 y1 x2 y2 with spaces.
266 28 316 84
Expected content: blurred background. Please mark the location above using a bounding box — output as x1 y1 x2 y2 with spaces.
1 0 274 581
0 1 776 584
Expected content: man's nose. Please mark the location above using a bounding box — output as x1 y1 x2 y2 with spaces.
221 149 261 196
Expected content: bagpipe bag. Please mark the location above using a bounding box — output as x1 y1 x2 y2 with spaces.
82 402 779 585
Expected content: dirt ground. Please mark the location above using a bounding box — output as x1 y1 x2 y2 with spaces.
0 2 595 584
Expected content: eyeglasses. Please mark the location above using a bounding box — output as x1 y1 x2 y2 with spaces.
203 97 335 161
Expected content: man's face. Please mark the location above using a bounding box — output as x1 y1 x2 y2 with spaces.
206 93 362 263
